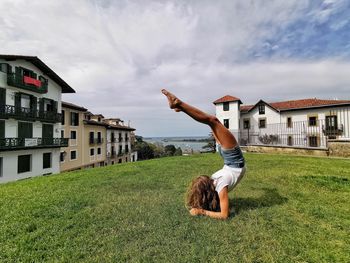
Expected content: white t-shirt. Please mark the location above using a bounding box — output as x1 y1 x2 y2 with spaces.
211 165 246 194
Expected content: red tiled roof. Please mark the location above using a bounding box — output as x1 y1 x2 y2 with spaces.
240 98 350 112
213 95 242 104
269 98 350 111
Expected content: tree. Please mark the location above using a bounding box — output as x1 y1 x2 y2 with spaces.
202 132 216 152
174 147 183 156
134 141 154 160
164 144 176 156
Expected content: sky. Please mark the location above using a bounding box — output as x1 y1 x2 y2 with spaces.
1 0 350 137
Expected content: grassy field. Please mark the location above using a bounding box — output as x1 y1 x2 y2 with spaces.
0 153 349 263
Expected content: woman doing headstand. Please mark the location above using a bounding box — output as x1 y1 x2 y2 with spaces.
162 89 246 220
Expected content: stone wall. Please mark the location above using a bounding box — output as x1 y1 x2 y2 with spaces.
243 145 329 157
328 140 350 158
243 141 350 158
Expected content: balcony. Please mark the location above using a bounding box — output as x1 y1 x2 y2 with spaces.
7 73 48 94
0 104 62 123
322 124 344 137
0 137 69 151
89 138 104 145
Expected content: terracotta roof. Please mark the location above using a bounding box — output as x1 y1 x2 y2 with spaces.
62 101 88 112
213 95 242 104
240 98 350 112
269 98 350 111
0 54 75 93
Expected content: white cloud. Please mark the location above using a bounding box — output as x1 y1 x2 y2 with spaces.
0 0 349 136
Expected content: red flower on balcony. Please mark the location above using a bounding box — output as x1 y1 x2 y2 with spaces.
23 76 42 88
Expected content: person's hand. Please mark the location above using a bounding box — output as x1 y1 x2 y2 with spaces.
190 208 203 216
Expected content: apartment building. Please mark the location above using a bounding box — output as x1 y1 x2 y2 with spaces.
60 102 137 172
104 118 137 165
0 55 75 183
60 102 87 171
214 95 350 148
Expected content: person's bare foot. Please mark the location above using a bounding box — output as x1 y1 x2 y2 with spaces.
161 89 182 112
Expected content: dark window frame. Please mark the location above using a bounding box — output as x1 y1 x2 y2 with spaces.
70 112 79 126
259 104 265 115
18 154 31 174
223 119 229 129
71 150 77 160
223 102 229 111
43 152 52 169
259 118 266 129
243 119 250 129
70 130 77 139
308 116 317 127
90 148 95 156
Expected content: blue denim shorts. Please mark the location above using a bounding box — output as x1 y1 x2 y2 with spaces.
217 145 245 168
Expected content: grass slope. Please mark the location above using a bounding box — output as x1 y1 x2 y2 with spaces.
0 153 349 262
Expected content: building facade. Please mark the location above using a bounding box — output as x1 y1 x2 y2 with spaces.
104 118 137 165
60 103 137 172
214 95 350 149
0 55 75 183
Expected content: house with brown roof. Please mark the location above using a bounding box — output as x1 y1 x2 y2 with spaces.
214 95 350 148
0 55 75 183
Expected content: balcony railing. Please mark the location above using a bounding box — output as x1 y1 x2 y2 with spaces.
322 124 344 136
7 73 48 94
89 138 104 145
0 137 69 151
0 104 62 123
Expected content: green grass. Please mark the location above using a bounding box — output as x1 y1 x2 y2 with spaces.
0 153 349 263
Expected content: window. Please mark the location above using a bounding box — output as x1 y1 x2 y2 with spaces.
111 132 115 142
259 118 266 128
71 151 77 160
0 63 9 73
43 153 52 169
97 132 102 143
97 147 101 155
61 130 64 138
89 131 94 144
70 130 77 139
70 112 79 126
223 102 229 111
118 159 122 163
90 148 94 156
325 115 338 130
119 133 122 142
309 136 318 147
60 152 65 162
98 117 101 122
21 94 31 109
125 145 129 153
308 116 317 126
119 145 122 154
287 135 293 146
243 119 250 129
18 155 31 173
18 122 33 138
223 119 229 129
287 117 292 128
61 110 65 125
259 104 265 115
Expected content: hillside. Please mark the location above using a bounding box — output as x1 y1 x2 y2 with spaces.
0 153 349 262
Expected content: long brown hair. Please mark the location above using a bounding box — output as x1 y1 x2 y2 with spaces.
186 176 220 211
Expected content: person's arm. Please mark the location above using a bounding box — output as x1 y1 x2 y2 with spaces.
190 186 230 220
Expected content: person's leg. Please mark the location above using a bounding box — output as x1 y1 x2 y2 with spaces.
162 89 237 149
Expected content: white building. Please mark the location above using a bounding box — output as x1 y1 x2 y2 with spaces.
0 55 75 183
104 118 138 164
214 95 350 148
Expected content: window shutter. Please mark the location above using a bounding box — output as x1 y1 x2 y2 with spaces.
15 93 21 110
30 95 37 113
15 67 22 83
39 98 44 112
0 88 6 105
53 101 57 113
0 120 5 139
7 64 12 74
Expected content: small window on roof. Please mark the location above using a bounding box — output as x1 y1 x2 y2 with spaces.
259 104 265 115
